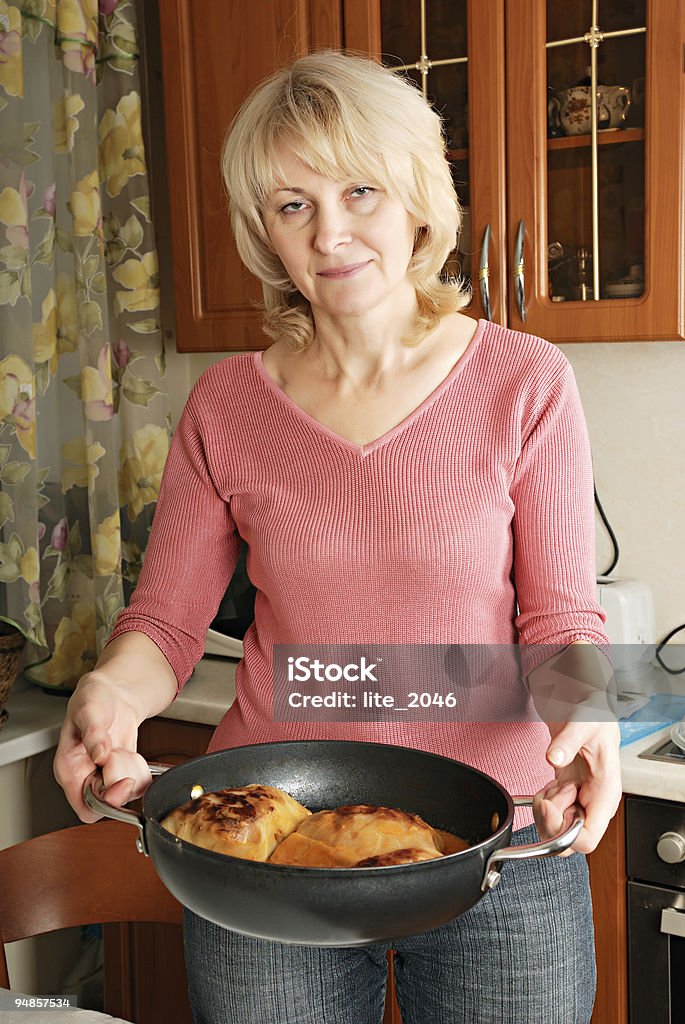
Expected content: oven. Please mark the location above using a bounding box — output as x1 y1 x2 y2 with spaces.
627 741 685 1024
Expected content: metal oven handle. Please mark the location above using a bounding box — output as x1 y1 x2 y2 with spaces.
661 907 685 939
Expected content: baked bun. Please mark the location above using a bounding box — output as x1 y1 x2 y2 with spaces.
268 831 359 868
269 804 443 867
160 784 310 860
432 827 470 855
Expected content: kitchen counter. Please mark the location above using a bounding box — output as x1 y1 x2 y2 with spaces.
0 657 238 770
2 657 683 802
161 654 237 725
618 724 684 802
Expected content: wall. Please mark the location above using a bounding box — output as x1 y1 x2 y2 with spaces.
560 340 685 649
163 337 685 650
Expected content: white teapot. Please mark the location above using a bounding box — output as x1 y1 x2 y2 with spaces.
549 84 632 136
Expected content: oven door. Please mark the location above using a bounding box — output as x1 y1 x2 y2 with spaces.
628 881 685 1023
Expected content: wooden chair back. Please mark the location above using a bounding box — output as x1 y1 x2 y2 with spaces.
0 819 182 989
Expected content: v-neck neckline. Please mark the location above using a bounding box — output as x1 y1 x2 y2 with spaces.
252 318 488 456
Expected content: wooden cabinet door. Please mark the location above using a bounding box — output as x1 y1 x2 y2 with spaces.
505 0 685 342
158 0 341 352
587 798 628 1024
343 0 509 326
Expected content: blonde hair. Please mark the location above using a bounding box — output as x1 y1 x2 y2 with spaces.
221 50 471 350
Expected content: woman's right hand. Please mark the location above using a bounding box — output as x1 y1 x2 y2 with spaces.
53 674 153 823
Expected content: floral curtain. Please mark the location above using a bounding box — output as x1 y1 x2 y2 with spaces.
0 0 170 689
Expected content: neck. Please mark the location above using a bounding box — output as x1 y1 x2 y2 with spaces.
308 286 422 384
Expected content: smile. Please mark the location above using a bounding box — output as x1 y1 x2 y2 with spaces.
317 262 370 279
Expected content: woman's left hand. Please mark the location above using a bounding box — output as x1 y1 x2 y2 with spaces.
533 718 622 854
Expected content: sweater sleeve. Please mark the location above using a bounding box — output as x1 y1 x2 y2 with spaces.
510 357 608 652
108 394 242 689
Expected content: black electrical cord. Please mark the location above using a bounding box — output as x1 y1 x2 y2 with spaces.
594 484 619 577
594 483 685 673
656 623 685 675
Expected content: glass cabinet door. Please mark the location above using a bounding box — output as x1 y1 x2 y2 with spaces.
346 0 508 324
506 0 685 341
380 2 471 282
545 1 646 305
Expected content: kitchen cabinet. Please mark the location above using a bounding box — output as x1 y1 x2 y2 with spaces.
149 0 684 350
344 0 685 343
151 0 342 352
148 0 503 349
588 797 628 1024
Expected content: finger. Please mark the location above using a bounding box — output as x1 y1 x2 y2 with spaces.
570 775 622 854
74 703 115 765
533 781 577 841
546 720 596 768
101 749 152 798
54 747 109 824
101 777 136 808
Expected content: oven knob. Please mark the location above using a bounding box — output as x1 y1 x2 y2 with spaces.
656 831 685 864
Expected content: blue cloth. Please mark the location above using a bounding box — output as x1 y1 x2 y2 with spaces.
183 824 595 1024
619 693 685 746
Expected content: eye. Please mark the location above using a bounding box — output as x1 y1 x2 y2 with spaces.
279 200 309 216
349 186 376 199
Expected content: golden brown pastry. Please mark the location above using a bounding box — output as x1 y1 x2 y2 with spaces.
160 784 311 861
268 831 359 868
432 827 470 855
286 804 443 865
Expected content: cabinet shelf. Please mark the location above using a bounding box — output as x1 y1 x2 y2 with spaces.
547 127 645 151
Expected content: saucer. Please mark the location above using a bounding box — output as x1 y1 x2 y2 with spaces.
605 281 643 298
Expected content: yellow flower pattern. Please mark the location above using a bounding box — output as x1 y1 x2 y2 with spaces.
60 435 106 492
70 169 102 237
0 179 28 248
119 423 168 521
19 546 40 585
41 600 97 687
99 92 147 197
93 511 120 576
57 0 98 78
0 2 23 99
56 273 78 354
1 0 168 682
33 289 58 370
81 343 114 421
0 354 35 457
112 250 159 314
53 92 86 153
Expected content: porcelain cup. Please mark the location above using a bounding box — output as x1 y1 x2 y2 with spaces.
550 85 632 136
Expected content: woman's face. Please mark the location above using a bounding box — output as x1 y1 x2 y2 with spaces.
262 145 420 323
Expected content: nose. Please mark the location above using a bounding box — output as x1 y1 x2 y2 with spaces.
312 202 352 255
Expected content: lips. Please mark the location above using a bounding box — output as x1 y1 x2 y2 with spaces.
317 261 370 279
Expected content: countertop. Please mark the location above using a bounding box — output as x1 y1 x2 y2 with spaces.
1 657 683 803
0 658 238 769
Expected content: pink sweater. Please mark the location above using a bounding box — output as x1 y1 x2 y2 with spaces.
110 319 608 810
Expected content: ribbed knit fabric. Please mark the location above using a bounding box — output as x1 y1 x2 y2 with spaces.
110 319 608 813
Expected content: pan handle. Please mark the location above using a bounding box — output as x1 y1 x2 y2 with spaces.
481 796 585 892
83 762 171 856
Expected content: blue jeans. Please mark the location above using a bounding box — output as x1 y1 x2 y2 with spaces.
183 825 596 1024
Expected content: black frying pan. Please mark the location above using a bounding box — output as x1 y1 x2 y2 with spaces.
85 740 582 946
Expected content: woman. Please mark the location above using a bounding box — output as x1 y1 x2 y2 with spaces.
54 51 620 1024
